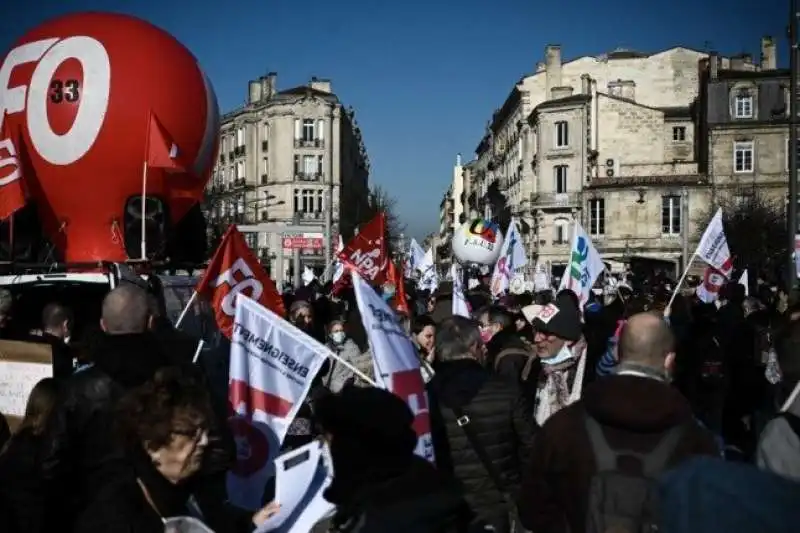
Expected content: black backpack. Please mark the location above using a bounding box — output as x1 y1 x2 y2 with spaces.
584 413 685 533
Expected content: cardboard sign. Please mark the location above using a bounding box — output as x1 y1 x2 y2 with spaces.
0 340 53 429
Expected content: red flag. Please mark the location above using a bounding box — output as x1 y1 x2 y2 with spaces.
0 123 26 220
146 112 185 171
337 213 388 287
387 260 409 315
196 225 285 338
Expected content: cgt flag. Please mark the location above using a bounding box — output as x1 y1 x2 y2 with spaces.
227 294 328 511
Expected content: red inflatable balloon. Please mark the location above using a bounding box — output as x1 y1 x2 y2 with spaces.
0 12 219 262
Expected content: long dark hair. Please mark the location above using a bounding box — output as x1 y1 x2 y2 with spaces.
1 377 60 454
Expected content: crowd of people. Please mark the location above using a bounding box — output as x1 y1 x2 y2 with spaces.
0 270 798 533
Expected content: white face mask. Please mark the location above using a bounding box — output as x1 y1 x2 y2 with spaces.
330 331 346 344
163 516 215 533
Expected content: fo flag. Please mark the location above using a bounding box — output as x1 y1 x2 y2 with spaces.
352 272 434 463
227 294 328 511
196 225 285 338
337 213 388 287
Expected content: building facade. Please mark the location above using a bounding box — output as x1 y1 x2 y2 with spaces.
463 38 784 275
206 73 369 282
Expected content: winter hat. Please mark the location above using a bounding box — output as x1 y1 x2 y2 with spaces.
522 292 582 342
315 385 418 456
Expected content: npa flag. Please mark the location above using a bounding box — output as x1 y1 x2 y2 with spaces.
352 272 434 462
337 213 388 287
227 294 328 510
0 122 27 220
196 225 285 338
146 112 185 171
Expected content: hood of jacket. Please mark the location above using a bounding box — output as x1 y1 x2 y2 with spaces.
582 374 694 433
427 359 488 409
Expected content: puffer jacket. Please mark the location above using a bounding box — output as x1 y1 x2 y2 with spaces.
427 358 535 531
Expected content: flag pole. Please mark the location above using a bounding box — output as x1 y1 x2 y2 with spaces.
140 160 148 260
666 252 697 309
174 291 199 329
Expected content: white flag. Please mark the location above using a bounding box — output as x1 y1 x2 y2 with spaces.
694 208 732 278
417 248 439 292
227 294 328 510
490 219 528 297
408 238 426 274
738 269 749 296
450 263 470 318
352 272 435 462
560 221 605 306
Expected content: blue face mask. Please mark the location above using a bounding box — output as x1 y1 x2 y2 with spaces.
540 344 573 366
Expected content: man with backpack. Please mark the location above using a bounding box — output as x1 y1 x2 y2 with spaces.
517 312 717 533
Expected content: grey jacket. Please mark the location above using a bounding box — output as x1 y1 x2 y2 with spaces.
325 339 375 392
756 388 800 481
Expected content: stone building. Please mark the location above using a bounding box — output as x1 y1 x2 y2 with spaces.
466 39 782 275
206 73 370 279
703 38 787 207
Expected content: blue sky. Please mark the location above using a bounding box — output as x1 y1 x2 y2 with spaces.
0 0 784 239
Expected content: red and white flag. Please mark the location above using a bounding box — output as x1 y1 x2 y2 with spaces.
337 212 388 287
227 294 327 510
196 225 285 338
696 265 726 303
0 122 27 220
146 112 185 171
694 208 733 278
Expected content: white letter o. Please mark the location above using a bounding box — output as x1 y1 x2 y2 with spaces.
27 36 110 165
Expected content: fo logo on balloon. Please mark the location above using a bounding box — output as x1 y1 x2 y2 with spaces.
0 36 111 165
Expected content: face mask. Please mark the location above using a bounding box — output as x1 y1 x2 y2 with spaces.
331 331 346 344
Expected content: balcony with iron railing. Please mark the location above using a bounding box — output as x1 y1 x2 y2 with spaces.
294 138 325 149
531 191 581 208
295 172 323 182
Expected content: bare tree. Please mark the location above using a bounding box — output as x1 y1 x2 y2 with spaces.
694 191 787 282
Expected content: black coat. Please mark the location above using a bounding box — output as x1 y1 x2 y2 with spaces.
329 456 476 533
40 332 235 531
0 429 48 533
427 359 535 530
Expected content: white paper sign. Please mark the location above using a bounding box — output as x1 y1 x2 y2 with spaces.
0 360 52 417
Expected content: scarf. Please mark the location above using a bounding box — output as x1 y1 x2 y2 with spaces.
534 338 587 426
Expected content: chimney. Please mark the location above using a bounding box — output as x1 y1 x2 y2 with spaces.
761 36 776 70
580 74 591 95
545 45 562 100
248 80 262 104
310 77 332 93
709 52 719 80
262 72 277 99
730 54 754 71
456 153 462 166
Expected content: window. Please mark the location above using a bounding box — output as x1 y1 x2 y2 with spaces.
555 121 569 148
734 93 753 119
316 190 324 212
554 218 570 244
316 119 325 141
236 196 245 214
293 189 318 213
661 195 681 235
293 155 300 175
672 126 686 142
588 199 605 236
302 119 315 142
317 155 324 176
303 155 316 176
293 119 302 140
262 123 269 140
733 141 754 173
554 165 568 193
236 127 245 147
261 157 268 177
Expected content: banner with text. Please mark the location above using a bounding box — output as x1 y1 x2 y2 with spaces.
227 294 328 510
352 272 435 462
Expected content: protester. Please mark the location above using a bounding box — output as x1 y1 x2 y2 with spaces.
427 315 534 533
325 318 374 392
316 385 480 533
73 368 278 532
517 312 718 533
478 305 533 384
411 314 436 363
522 292 588 425
36 302 75 380
0 377 60 533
